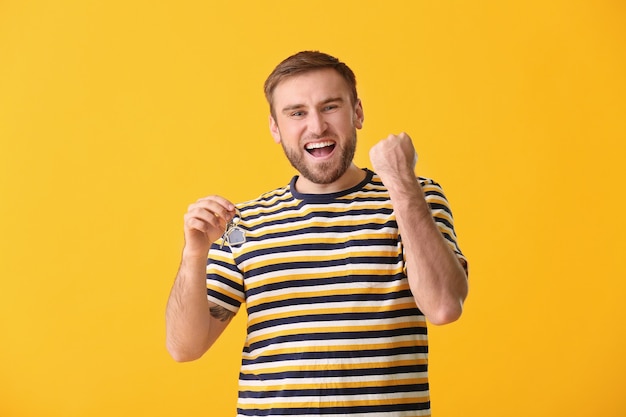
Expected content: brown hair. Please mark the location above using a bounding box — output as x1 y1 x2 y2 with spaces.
264 51 358 118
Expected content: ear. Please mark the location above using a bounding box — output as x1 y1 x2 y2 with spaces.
354 99 364 129
269 115 281 143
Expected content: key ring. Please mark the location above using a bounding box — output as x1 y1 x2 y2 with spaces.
220 209 246 248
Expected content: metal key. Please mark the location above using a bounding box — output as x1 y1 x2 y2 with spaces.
219 210 246 249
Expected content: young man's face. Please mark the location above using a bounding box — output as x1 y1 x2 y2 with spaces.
269 68 364 187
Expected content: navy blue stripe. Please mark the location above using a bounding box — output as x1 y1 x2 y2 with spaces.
238 403 430 416
423 188 445 197
246 289 413 316
206 288 240 306
206 255 234 270
442 231 458 245
244 256 401 285
245 327 426 353
239 364 428 381
239 382 430 399
259 220 397 236
248 273 404 297
427 202 453 216
236 239 398 264
434 217 454 231
242 345 428 366
247 308 421 334
238 402 430 416
244 205 394 224
239 402 431 416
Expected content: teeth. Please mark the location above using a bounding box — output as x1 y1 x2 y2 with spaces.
305 141 335 150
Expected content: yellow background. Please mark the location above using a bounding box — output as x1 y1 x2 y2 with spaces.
1 1 625 416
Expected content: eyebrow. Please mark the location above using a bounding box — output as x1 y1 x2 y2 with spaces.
280 97 345 115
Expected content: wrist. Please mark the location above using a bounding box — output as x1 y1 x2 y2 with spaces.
385 178 432 217
383 174 423 201
181 247 210 263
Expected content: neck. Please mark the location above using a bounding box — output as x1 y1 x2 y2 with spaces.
294 164 366 194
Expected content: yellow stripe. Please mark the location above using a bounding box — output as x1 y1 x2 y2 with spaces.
241 358 428 375
238 393 430 410
247 301 419 327
244 247 397 269
246 281 409 309
247 321 424 345
239 376 429 392
240 208 395 230
243 337 427 360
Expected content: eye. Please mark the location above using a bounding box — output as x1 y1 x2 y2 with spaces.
321 103 341 113
290 110 305 118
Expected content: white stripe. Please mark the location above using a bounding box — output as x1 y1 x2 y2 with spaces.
241 245 400 278
237 390 429 405
238 372 428 387
240 353 427 373
244 201 392 224
236 409 430 417
241 240 398 268
243 334 426 359
239 228 398 265
247 213 395 237
246 277 407 307
247 316 421 342
205 265 244 300
247 296 416 322
245 262 401 292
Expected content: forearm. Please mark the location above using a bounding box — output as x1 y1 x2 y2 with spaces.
165 252 213 361
388 176 468 325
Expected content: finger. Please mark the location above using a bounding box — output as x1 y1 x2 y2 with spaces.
185 206 229 232
190 196 236 221
201 195 235 213
185 216 214 234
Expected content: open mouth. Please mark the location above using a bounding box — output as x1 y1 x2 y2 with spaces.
305 140 336 158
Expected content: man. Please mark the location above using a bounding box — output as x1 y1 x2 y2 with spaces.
166 51 469 417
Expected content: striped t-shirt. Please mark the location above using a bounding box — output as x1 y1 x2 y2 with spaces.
206 168 467 417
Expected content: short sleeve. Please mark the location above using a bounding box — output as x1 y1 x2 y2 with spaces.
420 178 469 275
206 244 245 313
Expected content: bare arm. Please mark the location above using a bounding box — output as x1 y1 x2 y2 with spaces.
165 196 237 362
370 133 468 325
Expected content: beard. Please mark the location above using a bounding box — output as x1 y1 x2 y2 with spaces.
281 130 357 185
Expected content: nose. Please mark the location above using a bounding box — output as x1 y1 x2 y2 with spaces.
308 111 327 136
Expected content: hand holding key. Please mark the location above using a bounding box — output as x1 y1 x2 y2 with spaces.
183 195 237 257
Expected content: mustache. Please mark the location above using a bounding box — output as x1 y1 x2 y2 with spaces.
301 133 338 143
